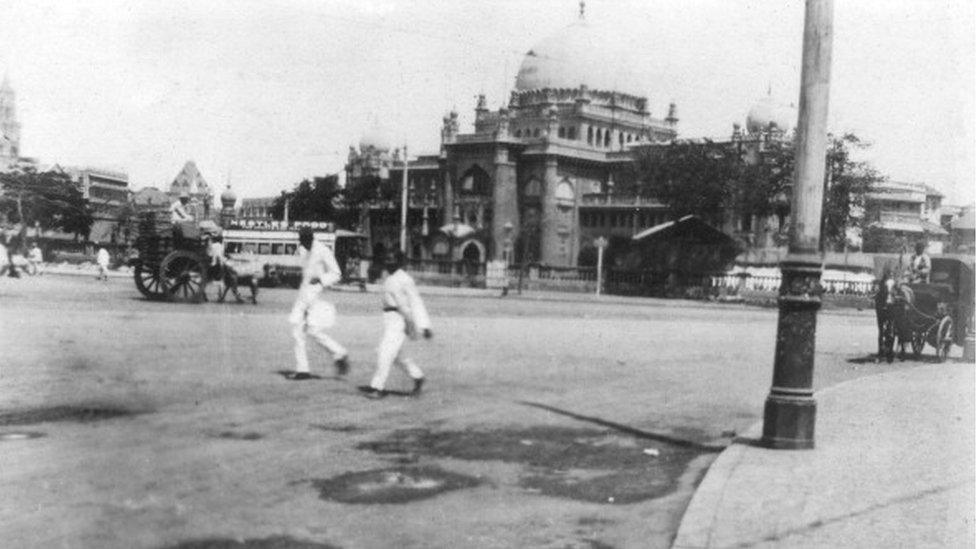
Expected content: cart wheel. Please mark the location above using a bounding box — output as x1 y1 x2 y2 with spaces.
936 317 954 363
134 261 166 300
160 250 208 303
911 331 925 358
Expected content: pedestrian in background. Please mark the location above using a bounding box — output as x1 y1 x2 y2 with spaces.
288 226 350 380
28 242 44 275
363 250 431 399
96 246 110 281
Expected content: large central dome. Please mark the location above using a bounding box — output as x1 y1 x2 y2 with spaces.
515 20 645 97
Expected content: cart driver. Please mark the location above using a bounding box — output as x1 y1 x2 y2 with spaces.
908 242 931 284
170 191 193 223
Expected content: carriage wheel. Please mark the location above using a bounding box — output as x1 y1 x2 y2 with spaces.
134 261 166 300
160 251 208 303
936 317 954 363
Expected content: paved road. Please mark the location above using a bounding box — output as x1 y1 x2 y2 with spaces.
0 275 921 548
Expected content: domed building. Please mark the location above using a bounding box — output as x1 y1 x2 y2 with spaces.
347 8 680 267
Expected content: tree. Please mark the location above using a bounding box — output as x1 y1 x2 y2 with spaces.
0 166 93 238
633 140 739 225
821 133 885 251
632 132 881 251
270 175 343 223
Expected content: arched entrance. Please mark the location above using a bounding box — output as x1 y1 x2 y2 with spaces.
459 239 485 276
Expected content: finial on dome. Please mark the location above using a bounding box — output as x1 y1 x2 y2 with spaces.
579 0 585 20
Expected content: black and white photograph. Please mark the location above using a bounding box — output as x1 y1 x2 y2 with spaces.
0 1 974 547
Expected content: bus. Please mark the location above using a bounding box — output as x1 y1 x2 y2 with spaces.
222 226 368 287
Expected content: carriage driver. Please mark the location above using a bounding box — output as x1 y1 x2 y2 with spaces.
170 191 193 223
908 241 931 284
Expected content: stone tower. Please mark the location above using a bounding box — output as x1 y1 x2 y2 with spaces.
0 73 22 168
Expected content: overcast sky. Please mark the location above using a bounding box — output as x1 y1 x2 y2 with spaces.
1 0 973 204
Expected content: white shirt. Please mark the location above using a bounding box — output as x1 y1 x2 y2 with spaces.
208 241 225 266
96 248 110 267
28 247 42 263
382 268 431 331
297 240 341 299
170 200 191 222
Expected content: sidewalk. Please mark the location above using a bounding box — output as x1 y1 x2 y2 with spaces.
672 361 975 549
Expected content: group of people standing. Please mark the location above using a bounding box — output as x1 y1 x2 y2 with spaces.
288 226 431 399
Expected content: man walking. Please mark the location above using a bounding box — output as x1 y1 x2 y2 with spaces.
96 246 111 281
363 250 431 399
288 226 350 380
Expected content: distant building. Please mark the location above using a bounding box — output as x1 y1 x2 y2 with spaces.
950 205 975 254
863 181 949 253
238 196 275 223
59 166 131 245
342 9 810 268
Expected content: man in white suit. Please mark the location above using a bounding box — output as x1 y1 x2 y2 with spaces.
288 226 350 380
363 250 432 399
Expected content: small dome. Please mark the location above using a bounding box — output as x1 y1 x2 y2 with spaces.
746 94 796 134
360 122 393 152
515 20 645 97
220 185 237 209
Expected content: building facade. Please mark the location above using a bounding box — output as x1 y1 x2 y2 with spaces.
863 180 949 253
167 160 215 220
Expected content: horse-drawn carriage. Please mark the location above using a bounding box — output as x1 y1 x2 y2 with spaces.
132 212 220 302
877 256 975 362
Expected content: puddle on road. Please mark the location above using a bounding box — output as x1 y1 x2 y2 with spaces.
215 431 264 441
313 465 481 504
0 431 46 441
358 426 709 504
0 405 148 426
162 536 339 549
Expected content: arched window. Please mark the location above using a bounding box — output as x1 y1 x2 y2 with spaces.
619 132 624 146
459 165 491 196
567 126 577 140
596 129 603 147
557 126 566 138
514 129 522 138
555 179 575 208
604 130 611 147
587 126 594 145
533 128 541 137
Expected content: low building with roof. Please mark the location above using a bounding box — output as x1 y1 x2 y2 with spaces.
863 180 949 253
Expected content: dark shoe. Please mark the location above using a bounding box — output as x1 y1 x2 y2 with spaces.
411 377 425 395
289 372 312 381
363 388 386 399
335 356 350 376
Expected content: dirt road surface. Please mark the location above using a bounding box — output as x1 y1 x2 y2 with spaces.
0 275 918 548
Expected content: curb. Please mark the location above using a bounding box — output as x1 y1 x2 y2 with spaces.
670 362 973 549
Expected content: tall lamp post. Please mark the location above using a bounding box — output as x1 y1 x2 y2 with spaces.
762 0 833 450
400 145 409 253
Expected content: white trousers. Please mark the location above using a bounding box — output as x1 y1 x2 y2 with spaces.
370 311 424 390
289 290 346 373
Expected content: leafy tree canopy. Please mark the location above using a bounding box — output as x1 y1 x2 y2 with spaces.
632 132 883 251
0 166 93 237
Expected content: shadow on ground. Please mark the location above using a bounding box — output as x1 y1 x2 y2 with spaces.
160 536 339 549
357 422 717 504
0 405 149 426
